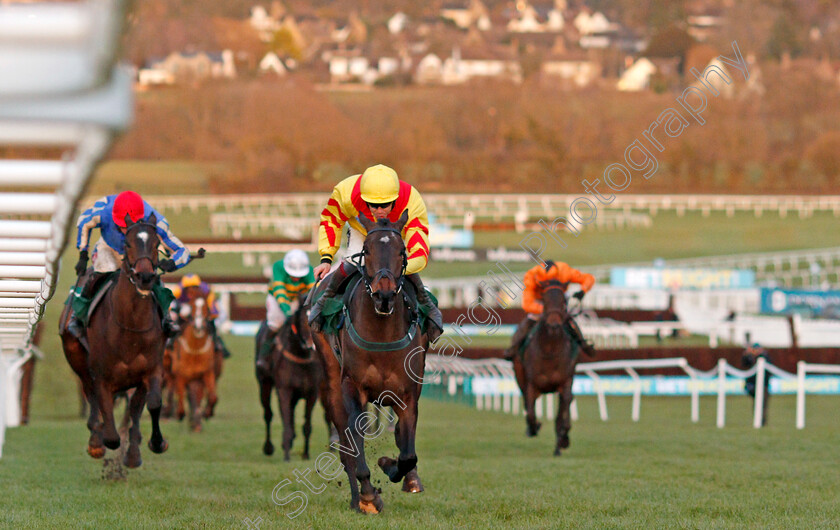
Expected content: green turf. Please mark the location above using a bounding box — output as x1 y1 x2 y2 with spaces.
2 251 839 528
89 160 230 196
3 340 839 529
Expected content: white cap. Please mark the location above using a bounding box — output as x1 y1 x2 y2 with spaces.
283 249 310 277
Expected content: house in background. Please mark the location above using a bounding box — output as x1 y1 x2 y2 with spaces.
542 51 600 87
258 52 288 76
141 50 236 85
617 57 656 91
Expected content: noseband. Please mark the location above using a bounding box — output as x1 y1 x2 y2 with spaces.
348 225 408 301
122 222 160 290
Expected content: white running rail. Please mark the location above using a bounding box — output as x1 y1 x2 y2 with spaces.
0 0 132 459
424 355 838 430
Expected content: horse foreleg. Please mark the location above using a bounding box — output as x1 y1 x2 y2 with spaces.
202 370 218 419
342 381 381 514
188 380 203 432
302 392 316 460
95 380 121 451
378 397 419 485
277 388 295 461
124 386 147 468
175 375 187 421
259 378 275 455
85 387 104 459
524 385 541 437
555 380 573 456
147 371 168 454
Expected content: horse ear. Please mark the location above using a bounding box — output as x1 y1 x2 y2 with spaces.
358 213 375 232
395 210 409 232
148 212 157 225
124 213 133 227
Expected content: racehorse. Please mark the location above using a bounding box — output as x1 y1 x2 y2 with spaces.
170 294 219 432
255 305 333 461
309 211 426 514
511 279 587 456
59 214 170 467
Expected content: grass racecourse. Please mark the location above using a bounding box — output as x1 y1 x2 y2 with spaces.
2 198 840 527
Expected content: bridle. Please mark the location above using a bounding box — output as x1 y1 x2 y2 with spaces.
347 225 408 303
542 282 572 325
122 221 161 291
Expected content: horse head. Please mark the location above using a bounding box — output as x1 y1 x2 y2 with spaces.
293 303 316 356
181 295 210 336
357 210 409 316
540 279 569 332
122 213 161 295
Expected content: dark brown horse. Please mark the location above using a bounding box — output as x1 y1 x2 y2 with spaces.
59 215 169 467
309 211 426 514
511 279 587 456
170 294 219 432
255 305 335 460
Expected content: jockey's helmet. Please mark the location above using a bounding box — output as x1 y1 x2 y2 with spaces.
283 249 310 277
360 164 399 204
181 273 202 288
113 191 145 228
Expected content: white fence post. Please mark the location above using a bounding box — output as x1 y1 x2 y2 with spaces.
753 356 766 428
716 358 727 428
796 361 806 430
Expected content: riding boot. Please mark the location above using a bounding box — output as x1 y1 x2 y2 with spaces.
161 312 180 338
308 262 352 333
406 274 443 343
503 317 537 360
255 323 279 372
67 271 104 339
566 317 595 357
208 320 232 358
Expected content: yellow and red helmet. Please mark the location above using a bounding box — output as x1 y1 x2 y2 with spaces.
360 164 400 204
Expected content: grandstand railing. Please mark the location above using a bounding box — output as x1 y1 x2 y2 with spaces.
0 0 131 459
147 193 840 221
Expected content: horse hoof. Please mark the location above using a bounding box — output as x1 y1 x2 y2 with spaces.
358 495 384 514
148 438 169 454
560 436 570 449
124 453 142 469
302 453 310 461
402 471 424 493
263 442 275 456
283 454 290 462
103 438 120 450
191 424 202 433
377 456 397 480
87 446 105 459
554 448 562 457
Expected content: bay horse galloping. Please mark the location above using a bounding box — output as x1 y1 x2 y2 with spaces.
59 215 169 467
309 211 426 514
170 294 218 432
255 304 330 461
511 279 586 456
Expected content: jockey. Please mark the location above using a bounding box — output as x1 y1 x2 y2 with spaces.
504 260 596 359
66 190 190 339
170 273 232 359
308 164 443 342
255 249 315 368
